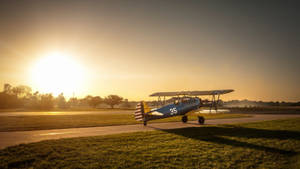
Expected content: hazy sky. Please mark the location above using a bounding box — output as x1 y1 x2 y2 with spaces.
0 0 299 101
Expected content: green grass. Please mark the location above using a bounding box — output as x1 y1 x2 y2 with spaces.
0 108 135 112
0 118 300 168
0 113 248 132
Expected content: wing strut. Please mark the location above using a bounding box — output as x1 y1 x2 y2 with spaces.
209 94 221 113
156 95 167 108
157 96 161 107
209 95 215 112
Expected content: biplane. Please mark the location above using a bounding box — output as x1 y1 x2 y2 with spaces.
134 89 234 126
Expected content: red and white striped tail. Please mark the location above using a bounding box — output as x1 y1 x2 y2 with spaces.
134 102 144 122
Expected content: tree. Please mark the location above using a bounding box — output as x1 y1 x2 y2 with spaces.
3 83 12 94
84 95 93 103
122 99 131 108
39 94 54 110
68 97 79 107
26 91 40 109
0 84 22 108
104 95 123 108
89 96 103 108
0 92 19 108
56 93 67 109
12 85 32 98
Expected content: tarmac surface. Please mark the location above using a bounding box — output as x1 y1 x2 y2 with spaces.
1 114 300 149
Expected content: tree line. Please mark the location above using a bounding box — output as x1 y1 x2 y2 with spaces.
2 83 299 110
0 83 126 110
224 99 300 107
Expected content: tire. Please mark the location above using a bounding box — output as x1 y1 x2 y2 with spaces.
182 116 188 123
198 116 205 125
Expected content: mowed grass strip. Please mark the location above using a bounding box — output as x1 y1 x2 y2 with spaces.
1 118 300 169
0 113 248 132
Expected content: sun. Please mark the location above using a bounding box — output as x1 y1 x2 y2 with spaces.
30 52 86 96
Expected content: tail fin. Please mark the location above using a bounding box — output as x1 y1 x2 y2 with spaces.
134 101 150 121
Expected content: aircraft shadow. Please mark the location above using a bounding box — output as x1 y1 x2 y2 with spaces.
147 125 300 155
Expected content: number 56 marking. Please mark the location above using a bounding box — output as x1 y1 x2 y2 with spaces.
170 107 177 115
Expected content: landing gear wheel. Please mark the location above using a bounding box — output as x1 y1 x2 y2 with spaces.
198 116 205 125
182 116 188 123
143 121 147 126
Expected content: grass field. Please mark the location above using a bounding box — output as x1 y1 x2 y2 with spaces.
0 118 300 168
0 108 135 112
229 106 300 114
0 113 248 132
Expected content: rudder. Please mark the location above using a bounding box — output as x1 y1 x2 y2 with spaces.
134 101 150 122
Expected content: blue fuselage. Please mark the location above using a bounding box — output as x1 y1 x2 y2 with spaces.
147 97 201 121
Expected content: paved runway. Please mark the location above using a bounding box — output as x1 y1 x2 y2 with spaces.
0 114 300 149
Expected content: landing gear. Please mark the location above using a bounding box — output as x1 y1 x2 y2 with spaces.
182 116 188 123
198 116 205 125
143 121 147 126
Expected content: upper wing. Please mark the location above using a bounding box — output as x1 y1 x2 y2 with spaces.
149 89 234 97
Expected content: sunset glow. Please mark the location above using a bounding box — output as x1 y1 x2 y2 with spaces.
0 1 299 101
0 1 300 168
30 52 86 96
